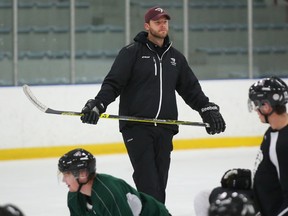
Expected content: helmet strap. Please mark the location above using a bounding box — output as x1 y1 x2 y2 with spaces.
77 181 83 192
264 115 269 124
76 175 90 192
258 108 274 123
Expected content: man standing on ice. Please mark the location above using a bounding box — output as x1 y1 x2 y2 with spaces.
80 6 226 204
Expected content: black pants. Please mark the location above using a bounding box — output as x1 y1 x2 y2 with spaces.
122 125 174 203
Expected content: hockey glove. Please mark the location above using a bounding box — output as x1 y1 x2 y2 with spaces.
221 168 252 190
81 99 106 124
199 102 226 135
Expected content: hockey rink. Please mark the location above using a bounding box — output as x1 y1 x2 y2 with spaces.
0 146 258 216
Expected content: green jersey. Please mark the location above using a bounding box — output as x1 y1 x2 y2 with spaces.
67 173 170 216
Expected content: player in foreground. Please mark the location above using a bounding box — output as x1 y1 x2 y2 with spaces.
58 148 171 216
194 76 288 216
80 5 225 204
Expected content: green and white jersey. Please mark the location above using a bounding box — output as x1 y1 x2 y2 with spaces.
67 173 170 216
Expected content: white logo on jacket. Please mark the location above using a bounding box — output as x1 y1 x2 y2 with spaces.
170 58 176 66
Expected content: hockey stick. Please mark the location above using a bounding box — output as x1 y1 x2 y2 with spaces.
22 84 208 127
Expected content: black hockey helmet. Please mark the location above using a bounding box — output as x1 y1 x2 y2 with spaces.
208 192 256 216
0 204 25 216
58 148 96 178
248 76 288 112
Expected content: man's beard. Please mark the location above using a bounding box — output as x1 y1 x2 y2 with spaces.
149 28 168 39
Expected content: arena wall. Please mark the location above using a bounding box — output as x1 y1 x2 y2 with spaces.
1 79 281 160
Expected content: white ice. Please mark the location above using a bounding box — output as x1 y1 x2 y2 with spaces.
0 147 258 216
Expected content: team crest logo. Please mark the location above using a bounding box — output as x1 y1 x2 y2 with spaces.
170 58 176 66
155 8 164 13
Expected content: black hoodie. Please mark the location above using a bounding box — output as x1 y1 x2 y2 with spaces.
95 31 209 133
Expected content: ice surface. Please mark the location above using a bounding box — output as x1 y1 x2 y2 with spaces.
0 147 258 216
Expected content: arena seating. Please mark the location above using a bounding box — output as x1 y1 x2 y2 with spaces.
0 0 287 84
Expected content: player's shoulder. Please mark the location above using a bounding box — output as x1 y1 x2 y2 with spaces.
67 191 79 202
280 124 288 133
95 173 119 182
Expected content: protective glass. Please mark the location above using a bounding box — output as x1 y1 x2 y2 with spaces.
247 99 260 112
57 171 63 183
57 170 78 184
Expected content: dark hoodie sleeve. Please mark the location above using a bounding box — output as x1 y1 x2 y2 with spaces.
95 44 137 107
175 54 209 111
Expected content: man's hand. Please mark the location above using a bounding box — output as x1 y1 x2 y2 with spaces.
81 99 105 124
199 102 226 135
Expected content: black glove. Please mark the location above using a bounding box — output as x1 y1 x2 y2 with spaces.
221 168 252 190
81 99 106 124
199 102 226 135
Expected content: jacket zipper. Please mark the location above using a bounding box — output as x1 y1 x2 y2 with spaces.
154 44 172 122
146 42 172 123
153 57 157 76
154 57 163 123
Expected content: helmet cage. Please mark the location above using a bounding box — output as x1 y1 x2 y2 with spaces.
247 98 272 112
